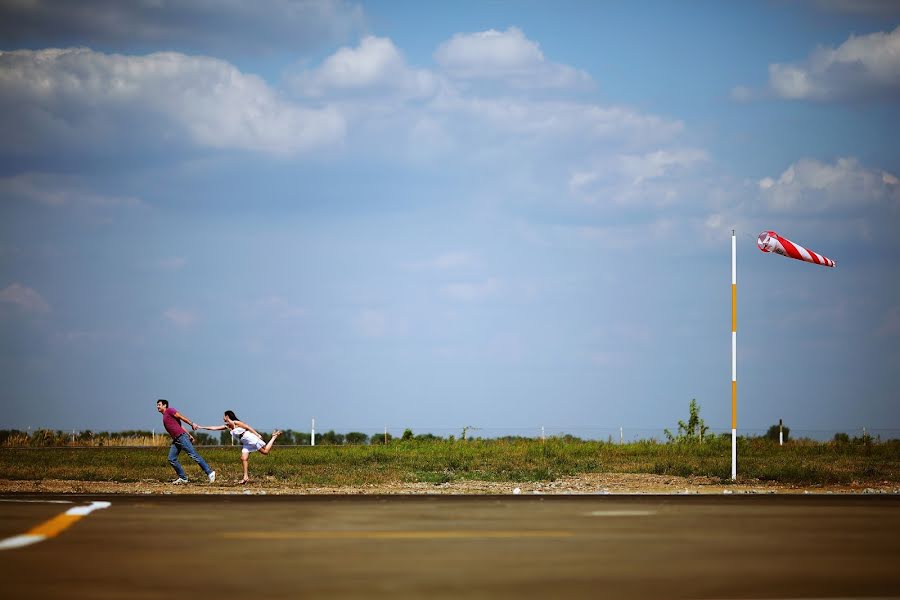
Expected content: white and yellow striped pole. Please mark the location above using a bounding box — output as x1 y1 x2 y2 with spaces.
731 229 737 480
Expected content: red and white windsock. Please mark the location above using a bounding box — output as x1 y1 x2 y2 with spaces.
757 231 835 268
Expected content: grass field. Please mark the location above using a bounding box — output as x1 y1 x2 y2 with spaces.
1 436 898 486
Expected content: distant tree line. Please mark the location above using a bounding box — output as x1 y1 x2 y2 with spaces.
0 425 886 448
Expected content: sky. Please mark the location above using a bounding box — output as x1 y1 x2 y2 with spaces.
1 0 899 439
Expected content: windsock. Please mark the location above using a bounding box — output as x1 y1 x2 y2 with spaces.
757 231 835 268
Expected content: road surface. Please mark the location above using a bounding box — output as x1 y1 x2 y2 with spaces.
1 494 898 599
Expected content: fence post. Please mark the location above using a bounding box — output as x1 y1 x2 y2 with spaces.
779 419 783 446
620 427 624 444
311 418 316 447
384 426 387 444
541 426 545 442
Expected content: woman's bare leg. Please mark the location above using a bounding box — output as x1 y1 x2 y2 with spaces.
258 430 282 456
238 451 250 483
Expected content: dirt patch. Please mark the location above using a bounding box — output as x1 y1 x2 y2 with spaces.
1 474 897 495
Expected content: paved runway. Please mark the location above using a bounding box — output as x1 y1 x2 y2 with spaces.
1 494 898 599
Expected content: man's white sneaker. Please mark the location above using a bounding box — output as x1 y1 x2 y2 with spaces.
172 478 189 485
208 471 216 483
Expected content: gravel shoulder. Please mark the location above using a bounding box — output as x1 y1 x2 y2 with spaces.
1 473 897 495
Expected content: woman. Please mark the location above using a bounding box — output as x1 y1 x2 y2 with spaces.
195 411 282 484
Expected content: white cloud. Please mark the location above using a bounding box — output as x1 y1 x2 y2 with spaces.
568 148 708 205
290 36 438 99
0 48 346 158
0 0 365 56
441 277 501 302
618 149 709 185
163 308 196 328
434 27 591 89
767 26 900 102
0 283 50 314
277 33 680 168
430 94 683 147
757 157 900 213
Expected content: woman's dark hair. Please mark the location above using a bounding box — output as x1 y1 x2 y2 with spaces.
224 410 238 420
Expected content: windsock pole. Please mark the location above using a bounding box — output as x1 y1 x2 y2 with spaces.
731 230 737 480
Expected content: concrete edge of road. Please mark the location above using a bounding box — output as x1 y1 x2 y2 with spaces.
1 492 899 504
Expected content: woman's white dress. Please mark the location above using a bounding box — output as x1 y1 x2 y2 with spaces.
231 426 264 453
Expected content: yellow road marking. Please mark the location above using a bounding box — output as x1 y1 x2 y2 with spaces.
0 501 111 551
28 513 82 537
225 530 574 540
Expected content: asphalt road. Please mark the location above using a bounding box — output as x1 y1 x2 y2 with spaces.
1 494 898 599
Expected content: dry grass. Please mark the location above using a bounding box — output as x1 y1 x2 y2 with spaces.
0 436 897 486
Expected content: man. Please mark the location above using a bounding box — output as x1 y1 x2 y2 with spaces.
156 399 216 484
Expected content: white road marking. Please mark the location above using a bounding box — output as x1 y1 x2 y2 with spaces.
585 510 656 517
0 501 111 551
0 499 73 504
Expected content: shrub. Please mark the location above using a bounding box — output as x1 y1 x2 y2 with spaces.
345 431 369 445
765 424 790 442
664 399 709 443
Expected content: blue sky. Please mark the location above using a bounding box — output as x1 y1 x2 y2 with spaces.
1 0 898 439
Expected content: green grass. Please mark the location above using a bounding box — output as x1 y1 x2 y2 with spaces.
1 437 898 486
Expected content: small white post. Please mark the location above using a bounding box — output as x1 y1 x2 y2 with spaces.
72 430 76 445
384 426 388 444
620 427 624 444
779 419 783 446
311 418 316 446
541 426 545 442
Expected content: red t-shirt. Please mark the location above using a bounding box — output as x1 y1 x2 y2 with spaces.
162 407 186 439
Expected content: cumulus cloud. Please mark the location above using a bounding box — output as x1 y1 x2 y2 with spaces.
289 36 438 99
767 26 900 102
757 157 900 214
434 27 591 89
0 48 345 160
568 148 708 206
431 95 683 148
0 0 365 57
282 30 683 172
0 283 51 314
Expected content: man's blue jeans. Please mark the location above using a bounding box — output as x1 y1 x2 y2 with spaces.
168 433 212 479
